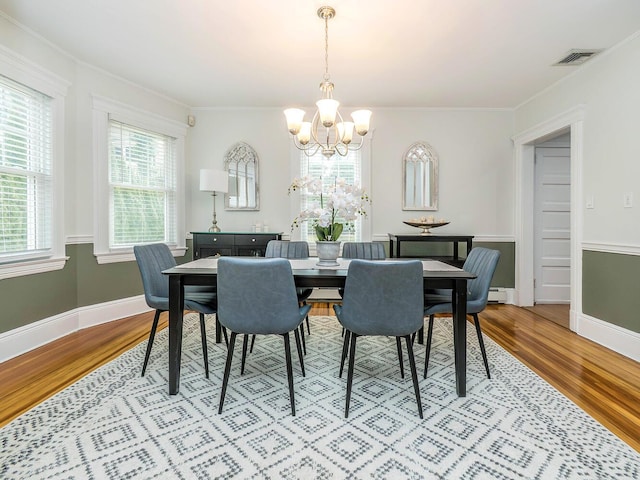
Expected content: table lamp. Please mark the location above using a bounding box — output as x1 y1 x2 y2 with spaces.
200 169 229 232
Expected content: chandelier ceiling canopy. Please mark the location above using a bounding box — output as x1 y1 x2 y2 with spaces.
284 6 372 159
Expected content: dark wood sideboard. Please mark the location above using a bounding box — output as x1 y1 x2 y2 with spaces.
388 233 474 267
191 232 282 259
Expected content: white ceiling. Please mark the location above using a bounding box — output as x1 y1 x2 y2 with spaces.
1 0 639 109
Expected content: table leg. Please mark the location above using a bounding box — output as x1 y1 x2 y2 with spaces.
168 274 185 395
453 278 467 396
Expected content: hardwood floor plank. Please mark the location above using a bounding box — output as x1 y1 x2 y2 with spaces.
1 304 638 453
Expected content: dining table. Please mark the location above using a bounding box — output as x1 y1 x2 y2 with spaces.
163 257 475 397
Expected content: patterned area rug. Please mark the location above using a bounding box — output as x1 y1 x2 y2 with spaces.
1 315 639 479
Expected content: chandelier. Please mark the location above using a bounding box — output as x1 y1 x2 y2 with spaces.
284 6 372 159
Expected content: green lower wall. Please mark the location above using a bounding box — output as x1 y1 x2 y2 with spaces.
583 250 640 334
0 239 513 336
0 244 78 333
0 242 195 335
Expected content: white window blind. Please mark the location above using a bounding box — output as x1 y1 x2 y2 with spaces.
0 74 53 260
108 120 177 247
299 150 362 243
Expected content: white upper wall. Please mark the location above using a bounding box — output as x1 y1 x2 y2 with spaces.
515 32 640 246
186 108 515 240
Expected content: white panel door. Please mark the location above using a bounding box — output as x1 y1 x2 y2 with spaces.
534 147 571 303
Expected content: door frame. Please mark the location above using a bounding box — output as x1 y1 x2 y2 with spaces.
512 105 585 331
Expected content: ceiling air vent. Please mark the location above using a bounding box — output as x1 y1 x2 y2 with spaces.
553 49 602 66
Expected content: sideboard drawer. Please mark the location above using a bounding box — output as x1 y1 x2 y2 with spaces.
195 234 234 246
234 234 271 246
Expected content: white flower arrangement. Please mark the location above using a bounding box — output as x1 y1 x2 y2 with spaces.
288 176 370 242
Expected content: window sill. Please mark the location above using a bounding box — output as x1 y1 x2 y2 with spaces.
95 246 188 264
0 255 69 280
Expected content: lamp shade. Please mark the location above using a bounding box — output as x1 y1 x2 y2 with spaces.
200 169 229 193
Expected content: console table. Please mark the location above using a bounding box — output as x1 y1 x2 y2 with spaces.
388 233 474 267
191 232 282 259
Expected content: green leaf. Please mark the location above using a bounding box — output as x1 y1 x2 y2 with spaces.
315 225 329 241
331 223 343 241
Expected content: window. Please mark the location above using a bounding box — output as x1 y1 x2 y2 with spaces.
109 120 177 247
0 50 67 279
93 97 187 264
0 75 52 259
298 149 368 244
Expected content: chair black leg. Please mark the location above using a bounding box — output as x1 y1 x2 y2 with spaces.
345 333 358 418
199 313 209 379
405 335 423 419
283 333 296 416
417 326 424 345
299 323 307 355
396 336 405 379
215 315 229 347
293 328 306 376
339 329 351 378
219 332 237 414
249 334 256 353
473 313 491 379
141 310 161 376
241 334 249 375
423 315 435 379
303 301 311 335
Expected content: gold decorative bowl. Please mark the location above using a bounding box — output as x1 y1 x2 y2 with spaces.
403 220 450 235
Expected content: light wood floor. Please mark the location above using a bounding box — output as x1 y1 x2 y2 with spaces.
1 304 639 453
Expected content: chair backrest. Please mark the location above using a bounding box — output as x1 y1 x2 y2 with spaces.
340 259 424 336
342 242 386 260
265 240 309 259
463 247 501 312
217 257 303 334
133 243 176 310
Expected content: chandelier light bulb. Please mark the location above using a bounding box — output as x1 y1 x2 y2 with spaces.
297 122 312 145
316 99 340 127
351 110 372 136
337 121 354 144
284 108 305 135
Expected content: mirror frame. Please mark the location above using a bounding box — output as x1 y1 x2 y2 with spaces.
402 141 439 211
224 142 260 211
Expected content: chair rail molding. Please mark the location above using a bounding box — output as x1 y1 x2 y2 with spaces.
582 242 640 256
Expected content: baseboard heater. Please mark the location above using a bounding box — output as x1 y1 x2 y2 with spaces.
488 288 507 304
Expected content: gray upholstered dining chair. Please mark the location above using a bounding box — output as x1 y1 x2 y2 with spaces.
216 257 310 416
423 247 501 379
339 242 387 299
264 240 313 352
341 242 386 260
333 259 425 418
134 243 223 378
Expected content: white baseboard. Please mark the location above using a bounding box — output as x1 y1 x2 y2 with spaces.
577 313 640 362
0 295 150 363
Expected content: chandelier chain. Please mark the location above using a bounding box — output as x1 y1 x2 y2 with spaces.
324 13 330 84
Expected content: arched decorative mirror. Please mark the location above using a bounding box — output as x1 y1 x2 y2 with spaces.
224 142 259 210
403 141 438 211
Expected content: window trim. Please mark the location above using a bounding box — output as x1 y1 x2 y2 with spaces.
92 96 187 264
0 47 69 280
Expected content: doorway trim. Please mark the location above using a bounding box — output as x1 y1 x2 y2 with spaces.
512 105 585 331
